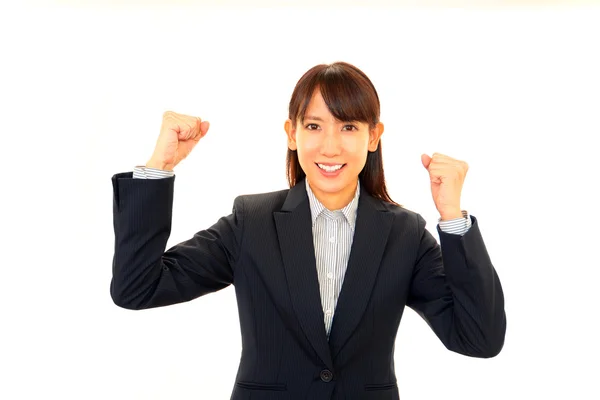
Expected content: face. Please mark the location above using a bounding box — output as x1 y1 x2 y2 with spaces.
285 89 384 210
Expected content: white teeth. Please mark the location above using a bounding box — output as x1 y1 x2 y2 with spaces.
318 163 343 172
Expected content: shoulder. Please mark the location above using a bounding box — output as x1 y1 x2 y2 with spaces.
233 188 290 213
372 198 426 232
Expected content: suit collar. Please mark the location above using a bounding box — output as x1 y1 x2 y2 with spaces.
280 177 385 213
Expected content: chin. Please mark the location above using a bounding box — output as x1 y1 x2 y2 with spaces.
310 176 350 194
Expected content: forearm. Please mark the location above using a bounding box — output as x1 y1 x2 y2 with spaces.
409 215 506 358
436 217 506 357
110 172 178 309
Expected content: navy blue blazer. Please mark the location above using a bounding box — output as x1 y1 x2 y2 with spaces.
110 172 506 400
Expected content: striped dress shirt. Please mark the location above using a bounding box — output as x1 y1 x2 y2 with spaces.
132 166 471 337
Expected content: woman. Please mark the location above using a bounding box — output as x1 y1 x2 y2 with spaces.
110 61 506 400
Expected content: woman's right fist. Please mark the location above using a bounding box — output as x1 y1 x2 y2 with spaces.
146 111 210 171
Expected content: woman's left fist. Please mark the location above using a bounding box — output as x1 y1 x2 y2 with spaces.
421 153 469 220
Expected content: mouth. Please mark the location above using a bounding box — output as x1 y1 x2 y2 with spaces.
316 163 346 176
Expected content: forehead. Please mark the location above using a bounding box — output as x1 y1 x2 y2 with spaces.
305 90 326 110
303 90 333 119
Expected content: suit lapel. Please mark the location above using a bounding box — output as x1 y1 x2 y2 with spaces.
273 179 395 367
274 181 333 370
327 186 395 360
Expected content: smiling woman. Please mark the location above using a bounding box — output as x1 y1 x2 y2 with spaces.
110 60 506 400
284 62 399 210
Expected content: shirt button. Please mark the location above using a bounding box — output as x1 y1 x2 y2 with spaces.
329 236 335 243
327 272 333 279
325 309 332 316
320 369 334 382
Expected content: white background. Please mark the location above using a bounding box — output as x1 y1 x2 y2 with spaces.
1 1 599 399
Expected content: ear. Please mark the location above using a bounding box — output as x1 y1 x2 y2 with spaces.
284 119 297 151
368 122 384 152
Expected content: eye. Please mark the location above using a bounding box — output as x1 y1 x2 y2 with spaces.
305 123 319 130
342 124 358 131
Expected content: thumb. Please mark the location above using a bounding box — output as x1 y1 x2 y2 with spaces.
199 120 210 137
191 120 210 142
421 153 431 169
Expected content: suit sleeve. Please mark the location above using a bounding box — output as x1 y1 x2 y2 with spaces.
406 214 506 358
110 172 244 310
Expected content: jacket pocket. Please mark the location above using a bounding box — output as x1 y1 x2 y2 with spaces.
235 381 287 391
364 382 398 391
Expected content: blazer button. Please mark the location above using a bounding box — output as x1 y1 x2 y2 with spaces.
320 369 333 382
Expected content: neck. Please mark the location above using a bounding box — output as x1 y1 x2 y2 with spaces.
308 179 358 211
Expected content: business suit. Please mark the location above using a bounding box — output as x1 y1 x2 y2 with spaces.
111 172 506 400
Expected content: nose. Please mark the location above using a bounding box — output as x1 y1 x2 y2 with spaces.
319 129 342 157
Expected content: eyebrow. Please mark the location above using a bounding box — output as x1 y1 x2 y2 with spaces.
303 115 324 122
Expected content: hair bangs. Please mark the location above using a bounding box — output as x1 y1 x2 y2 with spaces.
291 63 380 129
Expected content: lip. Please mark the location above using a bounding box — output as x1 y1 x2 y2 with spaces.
316 162 346 177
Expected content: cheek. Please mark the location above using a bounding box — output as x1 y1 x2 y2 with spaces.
296 135 319 158
295 139 313 171
342 136 370 157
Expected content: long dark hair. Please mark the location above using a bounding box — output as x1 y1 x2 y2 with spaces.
286 61 400 206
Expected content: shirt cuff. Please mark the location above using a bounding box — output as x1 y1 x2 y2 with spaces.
132 165 175 179
438 210 471 236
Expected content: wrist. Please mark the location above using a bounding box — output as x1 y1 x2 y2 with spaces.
439 209 464 221
145 159 173 171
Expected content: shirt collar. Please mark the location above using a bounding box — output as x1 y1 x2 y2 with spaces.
305 178 360 229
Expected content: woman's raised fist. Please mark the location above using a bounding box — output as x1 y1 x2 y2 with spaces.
146 111 210 171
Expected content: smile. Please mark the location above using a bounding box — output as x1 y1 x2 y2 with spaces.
317 163 345 172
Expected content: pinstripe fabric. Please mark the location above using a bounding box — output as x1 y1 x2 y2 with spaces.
114 167 506 398
132 165 472 337
305 179 358 338
133 165 175 179
437 209 472 234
